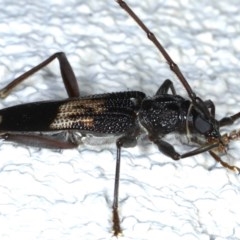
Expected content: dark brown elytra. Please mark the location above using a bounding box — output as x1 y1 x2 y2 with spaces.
0 0 239 237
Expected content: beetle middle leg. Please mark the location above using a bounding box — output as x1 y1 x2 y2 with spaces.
112 132 138 236
155 79 176 95
0 52 80 99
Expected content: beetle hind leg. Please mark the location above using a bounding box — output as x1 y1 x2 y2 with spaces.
0 132 79 149
0 52 80 99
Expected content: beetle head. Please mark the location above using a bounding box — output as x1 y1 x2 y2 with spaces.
189 97 220 141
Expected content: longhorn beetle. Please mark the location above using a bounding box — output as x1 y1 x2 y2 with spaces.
0 0 240 236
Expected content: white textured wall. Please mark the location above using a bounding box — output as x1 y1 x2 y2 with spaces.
0 1 240 239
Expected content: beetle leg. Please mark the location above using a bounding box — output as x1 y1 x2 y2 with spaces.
150 137 181 160
111 134 138 236
0 52 80 99
151 135 240 172
0 132 78 149
219 112 240 127
204 99 215 117
209 150 240 174
112 142 122 237
151 135 218 160
155 79 176 96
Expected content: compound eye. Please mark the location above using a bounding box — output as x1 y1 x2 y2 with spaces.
194 115 212 134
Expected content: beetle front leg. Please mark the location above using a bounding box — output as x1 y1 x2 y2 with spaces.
151 135 240 172
150 134 220 160
150 137 180 160
219 112 240 127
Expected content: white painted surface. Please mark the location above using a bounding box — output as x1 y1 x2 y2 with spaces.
0 1 240 239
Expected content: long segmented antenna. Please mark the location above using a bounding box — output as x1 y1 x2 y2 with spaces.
116 0 197 101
